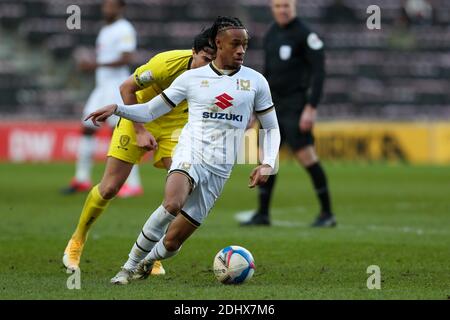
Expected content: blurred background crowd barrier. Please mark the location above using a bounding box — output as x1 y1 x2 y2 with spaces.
0 0 449 163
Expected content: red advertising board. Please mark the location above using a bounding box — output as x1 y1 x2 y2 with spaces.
0 121 120 162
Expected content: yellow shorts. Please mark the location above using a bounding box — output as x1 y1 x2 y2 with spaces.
107 117 185 169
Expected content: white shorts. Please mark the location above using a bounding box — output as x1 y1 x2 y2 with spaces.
169 161 227 227
82 83 123 129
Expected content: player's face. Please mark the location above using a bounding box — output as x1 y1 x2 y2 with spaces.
216 29 248 69
191 47 216 69
102 0 123 22
271 0 296 26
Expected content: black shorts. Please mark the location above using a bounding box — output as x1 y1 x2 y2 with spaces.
278 115 314 151
275 95 314 151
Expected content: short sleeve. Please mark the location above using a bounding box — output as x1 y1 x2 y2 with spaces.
133 58 164 89
160 71 190 107
254 74 274 114
117 24 137 53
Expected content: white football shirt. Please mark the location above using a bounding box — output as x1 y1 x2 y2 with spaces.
162 63 274 178
95 18 137 86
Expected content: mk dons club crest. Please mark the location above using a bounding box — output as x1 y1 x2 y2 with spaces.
279 45 292 61
239 79 250 91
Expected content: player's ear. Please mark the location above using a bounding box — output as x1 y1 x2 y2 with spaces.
191 48 197 67
215 37 221 50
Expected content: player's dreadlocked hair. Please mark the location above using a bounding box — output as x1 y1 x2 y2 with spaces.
208 16 247 49
193 27 215 53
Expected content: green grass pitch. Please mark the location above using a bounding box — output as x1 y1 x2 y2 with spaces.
0 161 449 299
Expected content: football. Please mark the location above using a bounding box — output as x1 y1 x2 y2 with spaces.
213 245 255 284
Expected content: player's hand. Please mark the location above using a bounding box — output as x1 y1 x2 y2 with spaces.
85 104 117 127
134 125 158 151
248 164 273 188
299 104 316 132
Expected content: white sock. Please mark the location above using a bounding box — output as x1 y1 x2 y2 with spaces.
123 205 175 270
75 134 95 182
145 235 180 262
126 165 141 188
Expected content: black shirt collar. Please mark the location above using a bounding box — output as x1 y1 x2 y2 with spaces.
209 62 241 77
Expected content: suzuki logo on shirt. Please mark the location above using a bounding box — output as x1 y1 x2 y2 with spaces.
214 93 234 110
204 93 242 122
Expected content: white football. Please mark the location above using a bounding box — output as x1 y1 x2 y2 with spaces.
213 245 255 284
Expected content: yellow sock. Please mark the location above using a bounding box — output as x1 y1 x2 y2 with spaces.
72 185 111 242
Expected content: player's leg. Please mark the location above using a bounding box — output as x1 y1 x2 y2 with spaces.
74 126 96 190
122 124 176 273
241 123 285 226
63 156 133 270
241 173 276 226
61 126 97 194
137 169 226 275
127 170 192 268
117 165 143 198
62 88 103 194
134 125 175 273
111 123 180 281
134 213 198 275
63 118 147 270
111 171 192 284
72 157 133 242
294 144 336 227
98 83 145 199
110 157 173 278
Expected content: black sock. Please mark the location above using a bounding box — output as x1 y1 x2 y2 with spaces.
256 174 277 217
306 162 332 215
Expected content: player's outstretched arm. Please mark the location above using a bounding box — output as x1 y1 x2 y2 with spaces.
85 94 173 126
248 109 281 188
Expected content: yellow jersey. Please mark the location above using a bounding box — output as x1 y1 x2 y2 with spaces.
133 49 192 124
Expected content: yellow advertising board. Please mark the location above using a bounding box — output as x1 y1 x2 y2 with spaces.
314 122 450 164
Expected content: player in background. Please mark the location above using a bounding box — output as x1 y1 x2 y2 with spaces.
85 16 281 285
62 30 216 274
61 0 143 198
242 0 336 227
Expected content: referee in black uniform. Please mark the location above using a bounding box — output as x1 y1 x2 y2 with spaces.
242 0 336 227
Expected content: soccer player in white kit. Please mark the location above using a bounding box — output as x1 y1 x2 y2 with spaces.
62 0 142 197
86 16 281 285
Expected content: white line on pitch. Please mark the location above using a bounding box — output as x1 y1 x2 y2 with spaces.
233 209 450 236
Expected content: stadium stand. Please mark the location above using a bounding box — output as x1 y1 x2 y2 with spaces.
0 0 449 119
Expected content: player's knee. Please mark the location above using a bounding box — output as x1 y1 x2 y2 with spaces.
296 148 318 167
162 199 183 215
99 182 121 199
163 234 182 252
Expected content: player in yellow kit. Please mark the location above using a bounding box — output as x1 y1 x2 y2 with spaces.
62 29 215 273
